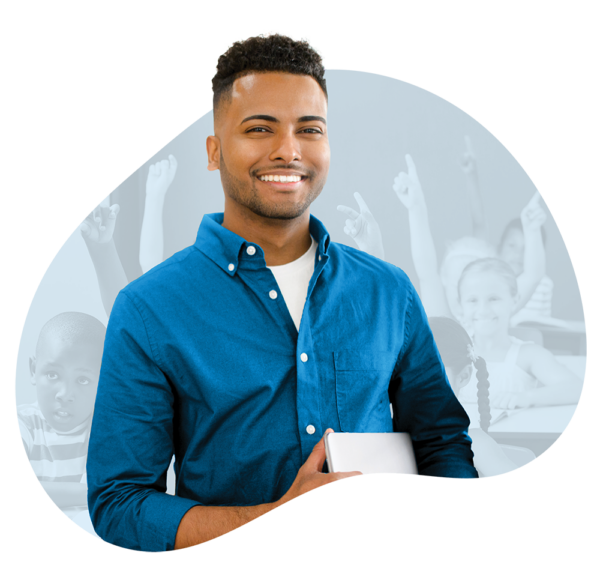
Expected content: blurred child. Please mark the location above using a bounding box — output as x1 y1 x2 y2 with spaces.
18 312 106 516
456 258 582 409
458 137 550 322
428 316 519 476
499 216 554 324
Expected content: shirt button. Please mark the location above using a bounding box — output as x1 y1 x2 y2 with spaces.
246 246 256 256
228 263 235 271
318 255 322 261
300 353 308 362
269 290 278 300
306 425 316 435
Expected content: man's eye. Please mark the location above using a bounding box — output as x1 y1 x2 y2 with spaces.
247 127 269 133
46 372 58 380
300 128 322 134
78 377 91 385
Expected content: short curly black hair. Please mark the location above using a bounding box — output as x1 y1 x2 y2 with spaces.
212 34 327 115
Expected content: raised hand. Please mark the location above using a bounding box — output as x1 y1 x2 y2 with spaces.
460 135 477 176
521 191 546 232
337 192 385 260
80 202 120 244
146 154 178 198
392 154 425 210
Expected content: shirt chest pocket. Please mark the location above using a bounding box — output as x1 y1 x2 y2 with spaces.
334 350 397 433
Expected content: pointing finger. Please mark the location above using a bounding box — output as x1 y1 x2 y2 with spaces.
464 135 474 156
526 190 542 208
353 192 371 214
405 154 418 179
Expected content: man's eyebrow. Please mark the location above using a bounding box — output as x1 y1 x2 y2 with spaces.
240 115 327 125
241 115 279 125
298 115 326 125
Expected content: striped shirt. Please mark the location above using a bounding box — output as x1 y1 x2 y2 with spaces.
18 402 91 483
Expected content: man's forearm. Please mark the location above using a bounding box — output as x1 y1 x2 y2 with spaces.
174 502 278 549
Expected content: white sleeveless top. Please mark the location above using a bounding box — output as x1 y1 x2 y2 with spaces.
459 337 538 404
267 237 317 332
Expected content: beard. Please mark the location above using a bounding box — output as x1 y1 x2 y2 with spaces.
219 150 326 220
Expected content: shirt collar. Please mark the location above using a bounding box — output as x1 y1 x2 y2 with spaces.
194 213 331 276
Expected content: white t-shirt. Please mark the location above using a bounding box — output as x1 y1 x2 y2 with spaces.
267 237 317 331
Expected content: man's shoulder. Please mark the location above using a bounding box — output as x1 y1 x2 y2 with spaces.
122 244 201 299
328 241 414 289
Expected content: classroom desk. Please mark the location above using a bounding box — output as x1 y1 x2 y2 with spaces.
463 403 579 457
519 320 586 355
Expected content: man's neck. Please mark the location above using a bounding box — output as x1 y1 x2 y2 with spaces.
221 204 312 266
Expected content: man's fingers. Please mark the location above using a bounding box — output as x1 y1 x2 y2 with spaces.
337 205 359 219
304 429 332 473
332 471 362 479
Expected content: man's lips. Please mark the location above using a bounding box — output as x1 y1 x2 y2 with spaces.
255 173 307 189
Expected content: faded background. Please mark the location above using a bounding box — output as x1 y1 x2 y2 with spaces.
17 71 584 407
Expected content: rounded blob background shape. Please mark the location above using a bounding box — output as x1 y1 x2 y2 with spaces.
16 70 586 536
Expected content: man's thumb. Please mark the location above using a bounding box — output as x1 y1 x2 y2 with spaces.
306 429 333 472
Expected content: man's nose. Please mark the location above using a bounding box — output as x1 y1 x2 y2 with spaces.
269 131 301 164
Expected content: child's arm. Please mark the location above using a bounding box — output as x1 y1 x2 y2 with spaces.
40 481 89 509
336 192 385 260
393 154 452 317
80 202 128 317
139 155 178 274
514 192 546 312
469 428 520 477
460 136 486 240
492 345 583 409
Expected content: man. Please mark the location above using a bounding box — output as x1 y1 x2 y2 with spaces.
87 34 477 552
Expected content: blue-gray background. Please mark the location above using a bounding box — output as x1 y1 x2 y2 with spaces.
16 70 583 404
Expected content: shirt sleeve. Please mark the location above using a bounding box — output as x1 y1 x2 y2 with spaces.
17 413 33 458
87 290 200 551
390 284 478 478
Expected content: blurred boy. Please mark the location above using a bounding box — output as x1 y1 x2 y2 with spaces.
18 312 105 515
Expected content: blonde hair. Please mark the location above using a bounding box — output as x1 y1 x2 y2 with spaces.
457 257 518 300
440 236 495 288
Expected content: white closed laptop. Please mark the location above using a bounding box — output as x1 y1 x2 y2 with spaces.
325 432 418 474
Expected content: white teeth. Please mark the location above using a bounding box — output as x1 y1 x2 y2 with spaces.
259 175 301 182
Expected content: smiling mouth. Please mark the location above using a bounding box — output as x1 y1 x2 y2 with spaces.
54 409 71 419
255 173 308 189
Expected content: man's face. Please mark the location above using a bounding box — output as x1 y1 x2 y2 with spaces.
208 72 330 220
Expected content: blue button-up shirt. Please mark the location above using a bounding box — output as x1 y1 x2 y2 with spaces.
87 212 476 551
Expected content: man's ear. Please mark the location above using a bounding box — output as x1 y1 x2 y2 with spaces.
29 356 36 385
206 135 221 172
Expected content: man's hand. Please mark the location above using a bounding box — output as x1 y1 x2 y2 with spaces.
392 154 426 211
337 192 385 260
521 191 546 232
277 429 362 506
80 201 120 244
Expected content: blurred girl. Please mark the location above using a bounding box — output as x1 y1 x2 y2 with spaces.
457 258 582 409
429 316 519 476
